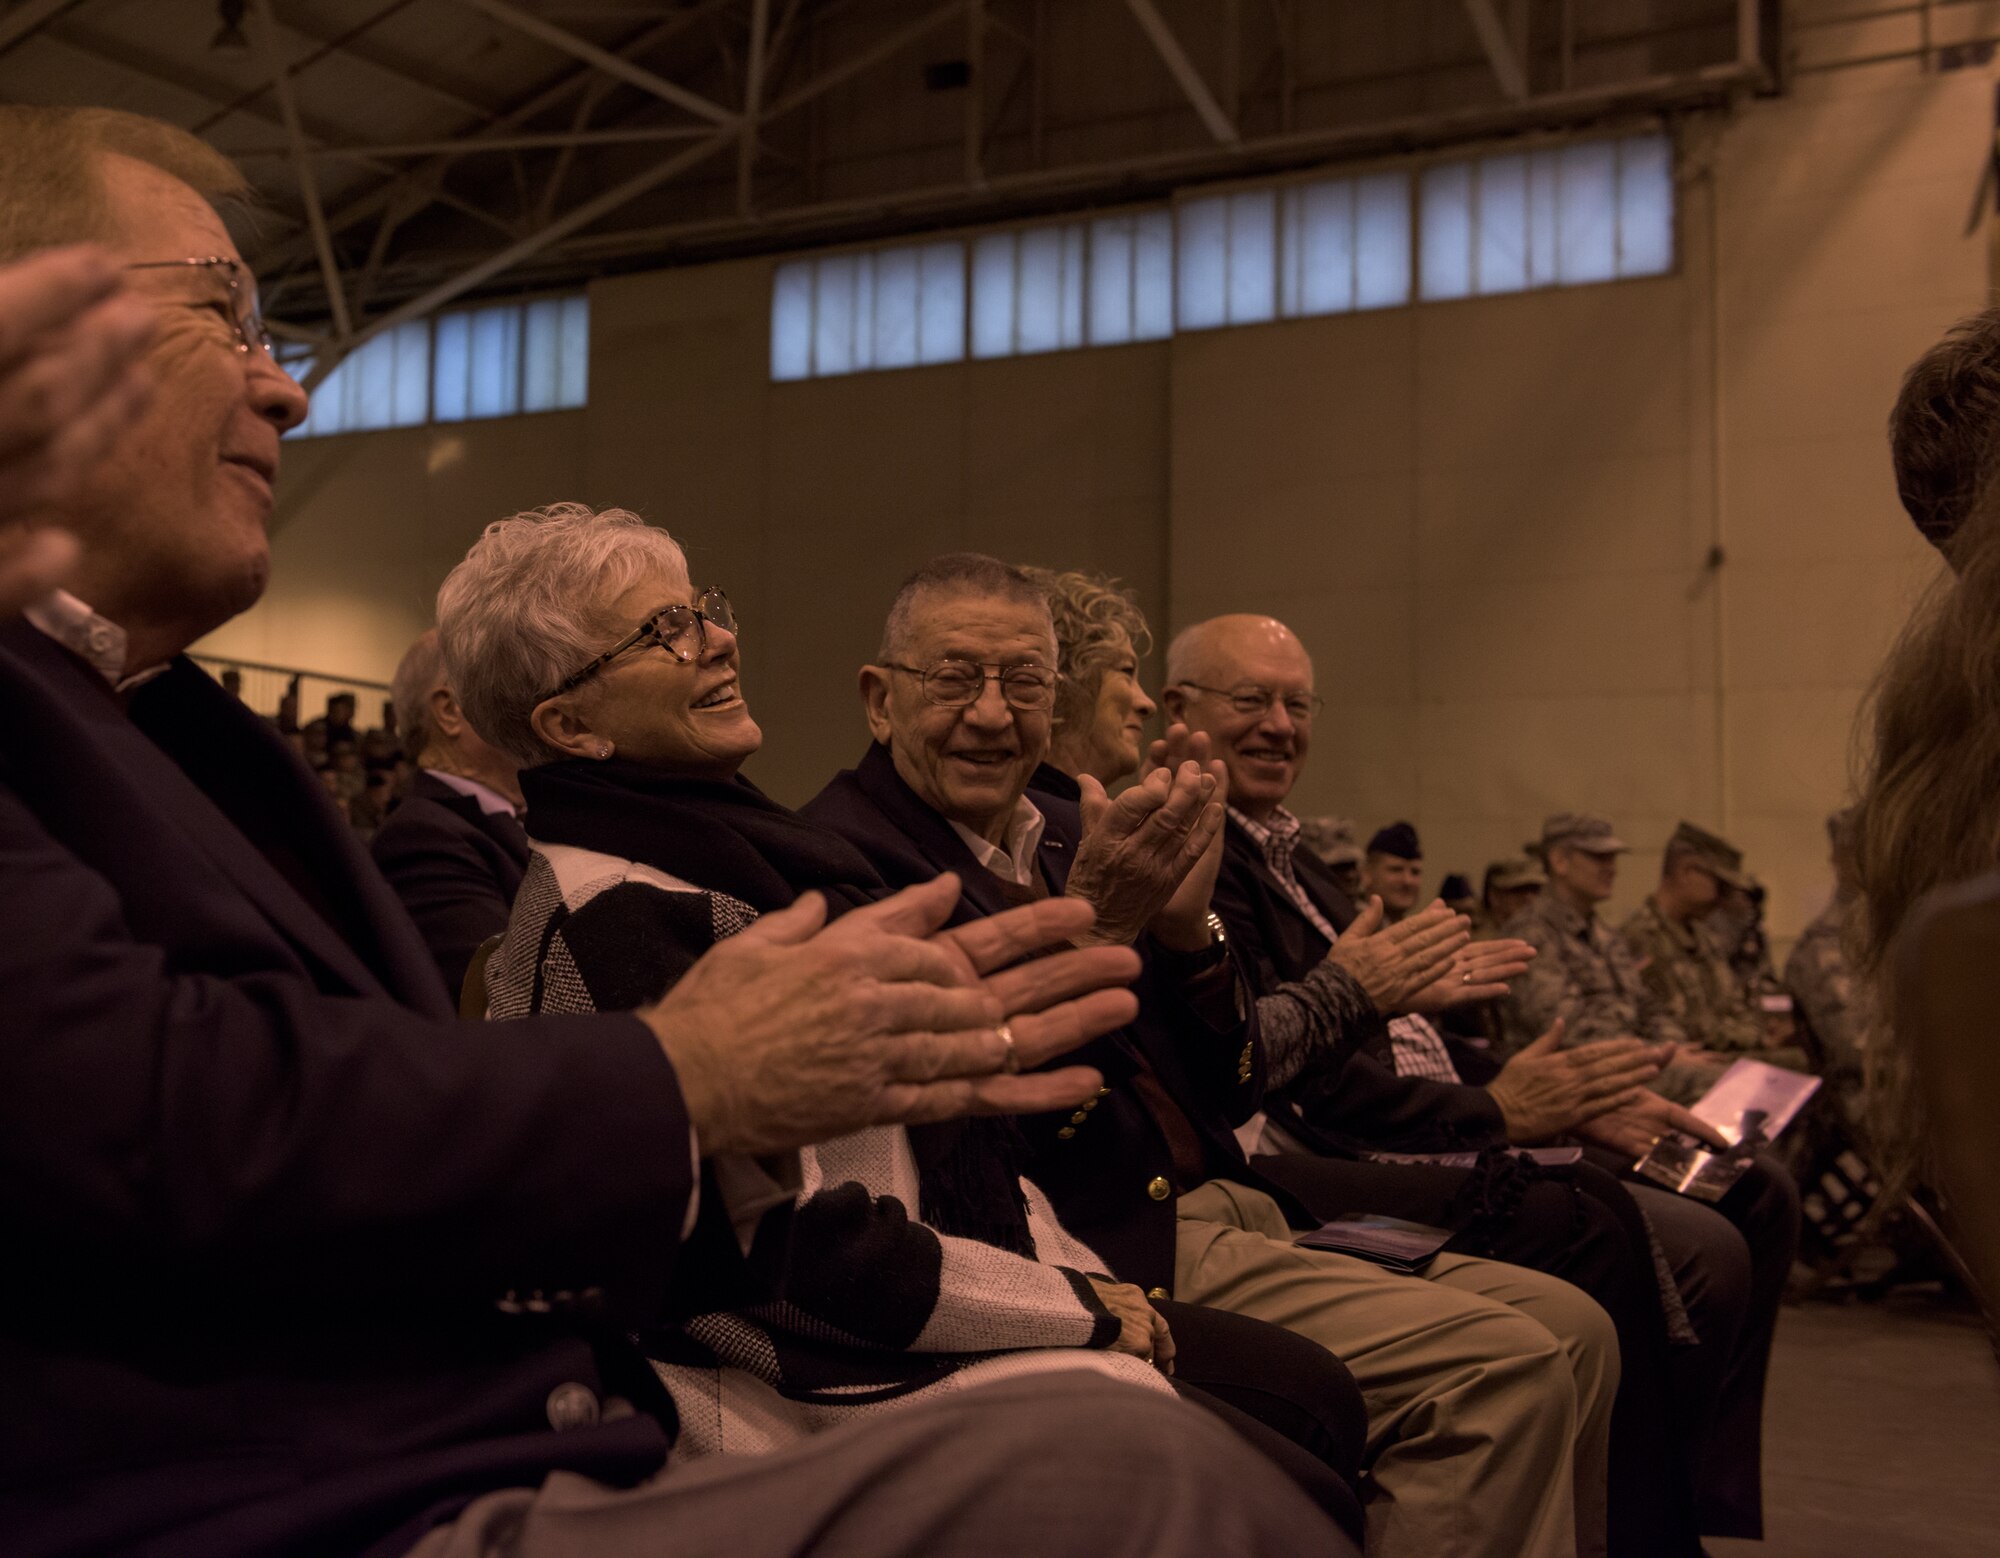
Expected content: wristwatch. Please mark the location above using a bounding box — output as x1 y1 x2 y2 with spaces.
1156 910 1230 979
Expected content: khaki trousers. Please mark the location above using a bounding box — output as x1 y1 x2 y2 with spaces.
1175 1180 1618 1558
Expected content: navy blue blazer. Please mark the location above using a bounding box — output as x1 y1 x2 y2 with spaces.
371 770 531 1003
0 618 695 1557
801 745 1302 1293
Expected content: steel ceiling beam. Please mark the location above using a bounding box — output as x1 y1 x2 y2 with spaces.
231 124 719 159
265 0 495 124
738 0 770 214
1122 0 1239 145
443 0 738 127
1462 0 1530 100
249 0 740 276
0 0 90 59
251 0 351 338
298 2 966 360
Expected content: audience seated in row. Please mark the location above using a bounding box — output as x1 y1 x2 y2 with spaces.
30 88 1993 1558
0 105 1350 1558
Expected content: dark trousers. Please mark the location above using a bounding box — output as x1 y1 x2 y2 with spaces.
1256 1151 1704 1558
1613 1151 1799 1540
1160 1298 1368 1545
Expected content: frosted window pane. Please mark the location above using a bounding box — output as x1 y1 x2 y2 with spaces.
971 233 1015 358
558 294 590 405
1133 209 1173 340
339 347 369 431
392 320 430 423
1284 180 1356 317
280 351 316 437
313 357 347 436
353 333 396 430
1177 195 1227 331
772 261 813 380
1475 154 1528 296
813 255 856 376
1225 189 1276 324
522 298 563 412
1089 216 1133 345
1355 172 1411 310
873 247 920 369
917 242 965 364
1528 151 1559 287
851 254 878 372
1419 162 1473 301
469 305 522 418
1557 141 1618 284
1617 134 1674 277
1016 226 1065 355
433 312 471 422
1060 225 1086 347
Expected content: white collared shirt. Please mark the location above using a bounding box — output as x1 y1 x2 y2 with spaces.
427 769 520 820
23 589 170 694
949 795 1048 888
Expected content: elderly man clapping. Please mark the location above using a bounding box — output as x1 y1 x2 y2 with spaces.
804 554 1616 1558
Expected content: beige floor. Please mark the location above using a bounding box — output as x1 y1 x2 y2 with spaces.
1707 1300 2000 1558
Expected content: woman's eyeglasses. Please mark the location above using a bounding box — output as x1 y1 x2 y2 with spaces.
549 590 735 697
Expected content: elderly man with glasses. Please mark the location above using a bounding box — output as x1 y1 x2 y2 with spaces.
803 556 1622 1558
0 107 1353 1558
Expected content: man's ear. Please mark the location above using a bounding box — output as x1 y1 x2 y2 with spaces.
429 684 465 741
1160 684 1189 723
859 664 895 747
529 694 602 761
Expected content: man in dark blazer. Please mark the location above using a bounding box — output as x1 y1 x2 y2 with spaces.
372 627 531 1002
0 110 1344 1558
1168 609 1801 1541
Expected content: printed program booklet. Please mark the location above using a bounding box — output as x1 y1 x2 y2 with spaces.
1631 1059 1822 1202
1294 1213 1456 1274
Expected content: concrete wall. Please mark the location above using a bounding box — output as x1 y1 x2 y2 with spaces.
205 42 1982 949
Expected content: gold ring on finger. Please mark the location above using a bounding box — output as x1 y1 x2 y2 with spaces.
996 1021 1020 1075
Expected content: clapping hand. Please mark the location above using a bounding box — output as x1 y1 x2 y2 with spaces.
1487 1023 1668 1143
1066 759 1224 948
642 874 1141 1158
1401 936 1537 1013
1573 1088 1732 1161
1327 898 1469 1012
1139 724 1231 952
0 247 155 612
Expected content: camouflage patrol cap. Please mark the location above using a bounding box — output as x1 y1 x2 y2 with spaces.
1667 820 1749 889
1299 815 1363 868
1538 813 1628 856
1487 856 1548 891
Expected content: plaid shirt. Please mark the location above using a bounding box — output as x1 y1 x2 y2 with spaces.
1229 805 1341 944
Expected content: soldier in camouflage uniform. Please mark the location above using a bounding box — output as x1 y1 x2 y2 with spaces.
1476 856 1546 941
1618 822 1812 1104
1501 813 1729 1104
1783 812 1869 1130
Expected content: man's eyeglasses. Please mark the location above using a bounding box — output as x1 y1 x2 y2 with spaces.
883 659 1062 711
124 256 274 357
1176 681 1324 723
549 589 735 697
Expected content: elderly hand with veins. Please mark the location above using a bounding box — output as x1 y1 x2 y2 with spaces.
642 874 1141 1158
1066 758 1225 949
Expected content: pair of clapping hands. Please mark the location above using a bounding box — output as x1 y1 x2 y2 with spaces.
1316 849 1733 1157
0 247 157 613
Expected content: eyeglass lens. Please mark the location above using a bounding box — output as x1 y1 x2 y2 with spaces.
923 660 1056 709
